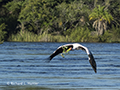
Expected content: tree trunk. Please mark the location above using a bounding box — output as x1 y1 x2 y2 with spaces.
21 22 25 31
98 20 105 36
98 20 101 36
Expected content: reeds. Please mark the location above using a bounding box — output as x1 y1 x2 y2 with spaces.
8 30 70 42
9 30 41 42
8 27 120 43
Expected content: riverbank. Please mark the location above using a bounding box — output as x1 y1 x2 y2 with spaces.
7 34 120 43
6 30 120 43
1 0 120 44
0 41 3 44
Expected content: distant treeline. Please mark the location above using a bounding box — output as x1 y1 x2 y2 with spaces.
0 0 120 43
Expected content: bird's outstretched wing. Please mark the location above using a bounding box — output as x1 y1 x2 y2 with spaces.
49 47 63 61
77 45 97 73
88 51 97 73
48 43 97 73
49 44 73 61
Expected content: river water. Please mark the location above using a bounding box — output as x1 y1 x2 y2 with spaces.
0 42 120 90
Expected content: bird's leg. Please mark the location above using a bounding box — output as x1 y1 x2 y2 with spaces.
61 47 72 58
61 53 65 58
62 46 68 53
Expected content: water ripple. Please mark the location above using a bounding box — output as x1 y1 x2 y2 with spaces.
0 42 120 89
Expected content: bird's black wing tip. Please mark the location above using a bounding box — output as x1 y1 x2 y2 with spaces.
43 57 51 63
91 64 97 73
94 68 97 73
88 54 97 73
91 62 97 73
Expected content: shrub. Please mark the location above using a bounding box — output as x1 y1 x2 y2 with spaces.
70 27 91 42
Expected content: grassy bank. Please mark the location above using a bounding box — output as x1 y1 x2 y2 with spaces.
7 30 120 43
0 41 4 44
8 30 70 42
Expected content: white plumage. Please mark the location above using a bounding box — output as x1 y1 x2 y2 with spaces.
49 43 97 73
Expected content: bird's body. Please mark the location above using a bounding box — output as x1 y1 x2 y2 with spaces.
49 43 97 73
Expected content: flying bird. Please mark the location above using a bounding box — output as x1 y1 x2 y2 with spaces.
49 43 97 73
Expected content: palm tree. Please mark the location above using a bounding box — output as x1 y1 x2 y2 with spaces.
89 5 113 36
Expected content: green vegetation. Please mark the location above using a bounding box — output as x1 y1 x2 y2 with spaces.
0 0 120 43
89 5 113 35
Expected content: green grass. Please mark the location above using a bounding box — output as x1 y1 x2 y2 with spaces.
8 28 120 43
8 30 70 42
8 30 41 42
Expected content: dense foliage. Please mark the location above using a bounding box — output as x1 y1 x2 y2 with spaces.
0 0 120 42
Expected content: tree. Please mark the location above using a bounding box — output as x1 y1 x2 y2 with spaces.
18 0 55 35
53 0 90 35
89 5 113 35
0 23 7 41
108 0 120 26
4 0 23 36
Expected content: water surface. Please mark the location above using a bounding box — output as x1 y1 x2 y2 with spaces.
0 42 120 90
